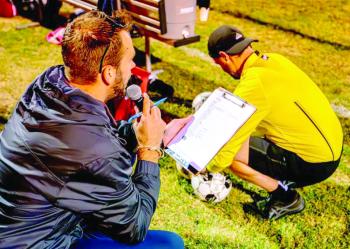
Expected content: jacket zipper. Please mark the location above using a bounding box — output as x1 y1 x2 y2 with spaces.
294 102 334 161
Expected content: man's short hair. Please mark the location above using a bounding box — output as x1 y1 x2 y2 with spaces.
62 10 131 83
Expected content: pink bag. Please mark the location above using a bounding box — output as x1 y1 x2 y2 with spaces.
0 0 17 17
46 26 65 45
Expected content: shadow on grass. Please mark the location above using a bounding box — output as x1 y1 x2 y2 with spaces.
134 47 162 67
152 59 228 97
168 96 192 108
215 9 350 50
230 181 264 201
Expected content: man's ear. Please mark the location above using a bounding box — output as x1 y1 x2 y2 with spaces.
101 65 115 86
218 51 231 62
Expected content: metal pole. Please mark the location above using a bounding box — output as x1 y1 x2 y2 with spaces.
145 36 152 72
116 0 121 10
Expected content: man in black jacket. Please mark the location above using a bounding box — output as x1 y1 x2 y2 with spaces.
0 10 184 249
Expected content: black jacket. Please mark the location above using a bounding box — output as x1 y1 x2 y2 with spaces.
0 66 160 248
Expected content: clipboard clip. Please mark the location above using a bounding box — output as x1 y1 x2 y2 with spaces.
223 92 246 108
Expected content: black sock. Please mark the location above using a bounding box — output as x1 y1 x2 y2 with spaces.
270 181 295 202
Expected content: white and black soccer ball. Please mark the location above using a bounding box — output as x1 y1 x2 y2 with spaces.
192 91 212 112
191 172 232 203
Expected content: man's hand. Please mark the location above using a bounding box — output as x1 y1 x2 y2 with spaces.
163 116 194 147
133 93 166 162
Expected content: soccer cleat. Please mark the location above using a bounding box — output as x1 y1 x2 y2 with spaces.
266 191 305 219
244 191 305 220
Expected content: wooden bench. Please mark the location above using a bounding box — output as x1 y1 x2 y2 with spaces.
60 0 200 71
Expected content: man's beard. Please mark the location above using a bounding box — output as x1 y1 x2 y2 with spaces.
112 81 125 99
107 73 128 101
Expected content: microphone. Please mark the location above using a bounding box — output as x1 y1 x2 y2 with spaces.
126 84 143 112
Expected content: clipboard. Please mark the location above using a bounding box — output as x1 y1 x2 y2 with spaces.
165 88 256 174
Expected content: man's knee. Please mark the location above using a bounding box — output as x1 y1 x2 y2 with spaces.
148 230 184 249
164 232 184 249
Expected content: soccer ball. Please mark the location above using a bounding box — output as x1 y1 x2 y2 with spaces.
191 172 232 203
192 91 212 112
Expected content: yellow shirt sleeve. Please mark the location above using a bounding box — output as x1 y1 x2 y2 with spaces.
206 71 271 172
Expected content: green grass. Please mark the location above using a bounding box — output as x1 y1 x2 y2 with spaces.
0 17 62 119
212 0 350 48
0 3 350 248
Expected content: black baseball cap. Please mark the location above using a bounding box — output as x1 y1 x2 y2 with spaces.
208 25 258 58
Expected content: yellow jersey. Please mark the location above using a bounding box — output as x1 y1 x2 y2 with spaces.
207 52 343 172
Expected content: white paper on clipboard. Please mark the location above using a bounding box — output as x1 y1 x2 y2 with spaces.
165 88 256 174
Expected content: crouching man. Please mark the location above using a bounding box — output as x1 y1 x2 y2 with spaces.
205 25 343 219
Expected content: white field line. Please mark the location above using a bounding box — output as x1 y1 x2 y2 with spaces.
179 46 216 65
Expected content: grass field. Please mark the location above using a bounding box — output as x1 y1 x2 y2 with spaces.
0 1 349 248
212 0 350 48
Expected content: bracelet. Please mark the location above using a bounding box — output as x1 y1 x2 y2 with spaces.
137 146 164 158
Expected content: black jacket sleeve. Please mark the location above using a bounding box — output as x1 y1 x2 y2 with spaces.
54 151 160 244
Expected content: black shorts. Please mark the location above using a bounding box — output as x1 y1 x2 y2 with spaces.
248 137 341 188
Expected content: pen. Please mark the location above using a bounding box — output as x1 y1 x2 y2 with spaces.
127 97 168 123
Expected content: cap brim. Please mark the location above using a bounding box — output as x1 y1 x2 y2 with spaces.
226 38 258 55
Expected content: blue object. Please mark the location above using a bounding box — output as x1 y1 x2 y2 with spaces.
128 97 168 123
73 230 184 249
97 0 116 16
